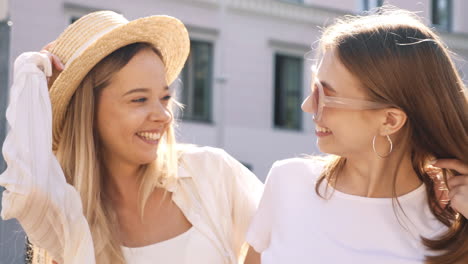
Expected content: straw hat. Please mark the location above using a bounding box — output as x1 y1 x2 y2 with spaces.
47 11 189 150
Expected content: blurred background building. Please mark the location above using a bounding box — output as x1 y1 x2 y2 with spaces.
1 0 467 262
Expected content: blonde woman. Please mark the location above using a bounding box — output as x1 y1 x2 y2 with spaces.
244 8 468 264
0 11 262 264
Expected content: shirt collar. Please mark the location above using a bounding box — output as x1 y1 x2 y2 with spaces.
177 163 192 179
166 164 191 192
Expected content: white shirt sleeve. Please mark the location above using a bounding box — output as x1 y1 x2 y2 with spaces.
245 161 279 253
220 150 264 260
0 52 95 264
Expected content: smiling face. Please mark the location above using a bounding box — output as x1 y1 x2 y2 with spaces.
96 48 172 167
302 50 383 157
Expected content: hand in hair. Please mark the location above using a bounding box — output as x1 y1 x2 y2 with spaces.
431 159 468 219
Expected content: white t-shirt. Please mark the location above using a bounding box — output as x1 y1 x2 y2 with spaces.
246 158 448 264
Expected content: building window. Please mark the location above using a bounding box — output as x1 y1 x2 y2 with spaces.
432 0 452 31
241 162 253 171
363 0 384 10
70 16 81 24
180 40 213 122
274 54 303 130
280 0 304 4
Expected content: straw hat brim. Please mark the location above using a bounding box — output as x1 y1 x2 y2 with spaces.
49 15 189 150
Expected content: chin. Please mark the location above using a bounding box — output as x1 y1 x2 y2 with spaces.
317 141 341 156
317 140 331 153
134 152 158 165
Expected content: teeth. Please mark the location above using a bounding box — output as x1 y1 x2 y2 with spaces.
316 125 331 133
137 132 161 141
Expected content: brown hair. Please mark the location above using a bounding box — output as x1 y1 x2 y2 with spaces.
54 42 180 263
314 8 468 263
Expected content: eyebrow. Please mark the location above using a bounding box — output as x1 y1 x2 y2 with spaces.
123 86 169 96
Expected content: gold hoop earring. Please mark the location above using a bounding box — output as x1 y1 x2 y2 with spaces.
372 134 393 158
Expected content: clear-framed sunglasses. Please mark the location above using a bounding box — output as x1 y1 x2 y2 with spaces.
308 70 392 121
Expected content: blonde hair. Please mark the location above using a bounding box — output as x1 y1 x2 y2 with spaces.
313 8 468 263
53 42 179 263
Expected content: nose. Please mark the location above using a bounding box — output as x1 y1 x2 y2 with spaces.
149 102 172 124
301 95 313 113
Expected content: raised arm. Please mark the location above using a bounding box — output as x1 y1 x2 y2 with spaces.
0 52 95 264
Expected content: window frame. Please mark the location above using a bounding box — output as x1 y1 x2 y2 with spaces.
278 0 304 4
273 52 304 131
432 0 453 32
362 0 384 11
179 39 215 123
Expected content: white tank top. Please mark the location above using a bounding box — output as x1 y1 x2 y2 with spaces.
121 227 225 263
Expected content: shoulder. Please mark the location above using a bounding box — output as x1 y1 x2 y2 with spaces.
178 145 232 165
270 156 327 176
178 145 252 182
267 156 327 187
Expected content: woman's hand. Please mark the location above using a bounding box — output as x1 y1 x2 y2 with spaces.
432 159 468 219
40 41 64 71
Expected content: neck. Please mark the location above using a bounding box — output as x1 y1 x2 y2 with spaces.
335 148 422 198
103 154 142 207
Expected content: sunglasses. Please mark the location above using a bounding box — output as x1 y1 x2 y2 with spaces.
308 72 392 121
